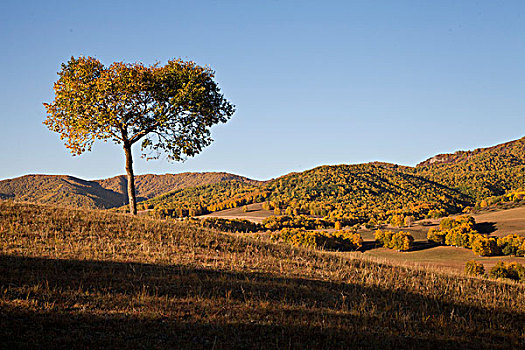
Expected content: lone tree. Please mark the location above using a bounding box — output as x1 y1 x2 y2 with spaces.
44 56 234 215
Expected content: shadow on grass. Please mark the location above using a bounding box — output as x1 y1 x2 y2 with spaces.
409 241 440 252
0 254 523 349
475 222 497 234
359 241 439 253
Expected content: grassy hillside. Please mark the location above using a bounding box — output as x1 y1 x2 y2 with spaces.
416 137 525 200
1 201 524 348
0 175 125 209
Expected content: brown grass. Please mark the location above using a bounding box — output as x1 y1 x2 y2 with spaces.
198 202 275 223
1 201 525 349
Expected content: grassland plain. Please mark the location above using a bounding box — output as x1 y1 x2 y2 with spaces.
1 201 525 349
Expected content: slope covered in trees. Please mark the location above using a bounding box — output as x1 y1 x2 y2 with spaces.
143 136 525 224
144 163 471 224
415 137 525 200
261 163 470 223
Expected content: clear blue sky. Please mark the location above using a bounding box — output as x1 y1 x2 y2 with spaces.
1 0 524 181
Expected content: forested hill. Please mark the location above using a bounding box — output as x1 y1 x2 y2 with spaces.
144 163 472 222
0 172 258 209
415 136 525 200
143 137 525 222
2 137 524 215
263 163 471 218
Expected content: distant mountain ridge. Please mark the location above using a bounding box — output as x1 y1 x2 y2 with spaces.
0 175 125 209
417 137 525 167
1 136 524 212
0 172 258 209
94 172 259 202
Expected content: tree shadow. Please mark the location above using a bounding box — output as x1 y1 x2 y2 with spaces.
0 254 522 349
475 222 497 234
409 241 439 252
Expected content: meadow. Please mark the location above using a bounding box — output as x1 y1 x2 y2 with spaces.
1 200 524 349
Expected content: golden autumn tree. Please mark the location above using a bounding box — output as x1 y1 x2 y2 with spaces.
44 56 234 215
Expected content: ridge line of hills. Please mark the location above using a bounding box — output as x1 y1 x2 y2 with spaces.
1 136 524 218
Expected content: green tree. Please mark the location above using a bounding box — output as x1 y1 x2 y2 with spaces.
44 56 234 214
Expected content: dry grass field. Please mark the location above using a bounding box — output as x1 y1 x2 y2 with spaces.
1 201 525 349
203 204 525 274
199 202 275 223
471 206 525 236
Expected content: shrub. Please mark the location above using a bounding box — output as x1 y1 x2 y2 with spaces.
489 262 525 281
471 235 499 256
465 260 485 276
497 234 525 257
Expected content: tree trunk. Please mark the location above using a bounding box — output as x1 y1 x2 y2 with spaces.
123 142 137 215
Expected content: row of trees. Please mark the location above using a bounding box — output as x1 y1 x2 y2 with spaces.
199 217 262 233
271 228 363 251
144 181 267 218
262 215 334 231
476 188 525 210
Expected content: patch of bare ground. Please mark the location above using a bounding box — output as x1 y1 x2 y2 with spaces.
1 201 524 349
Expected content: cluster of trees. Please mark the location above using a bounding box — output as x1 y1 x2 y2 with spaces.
271 228 363 251
466 260 525 282
428 216 525 257
262 215 334 231
427 216 477 245
464 260 485 276
199 217 262 233
374 230 414 251
497 235 525 256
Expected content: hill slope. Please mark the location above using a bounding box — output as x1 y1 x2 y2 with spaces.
263 163 471 220
0 172 258 209
0 175 125 209
95 172 259 201
143 163 471 222
416 137 525 200
1 201 523 348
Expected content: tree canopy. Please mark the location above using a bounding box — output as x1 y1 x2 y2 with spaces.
44 56 234 214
